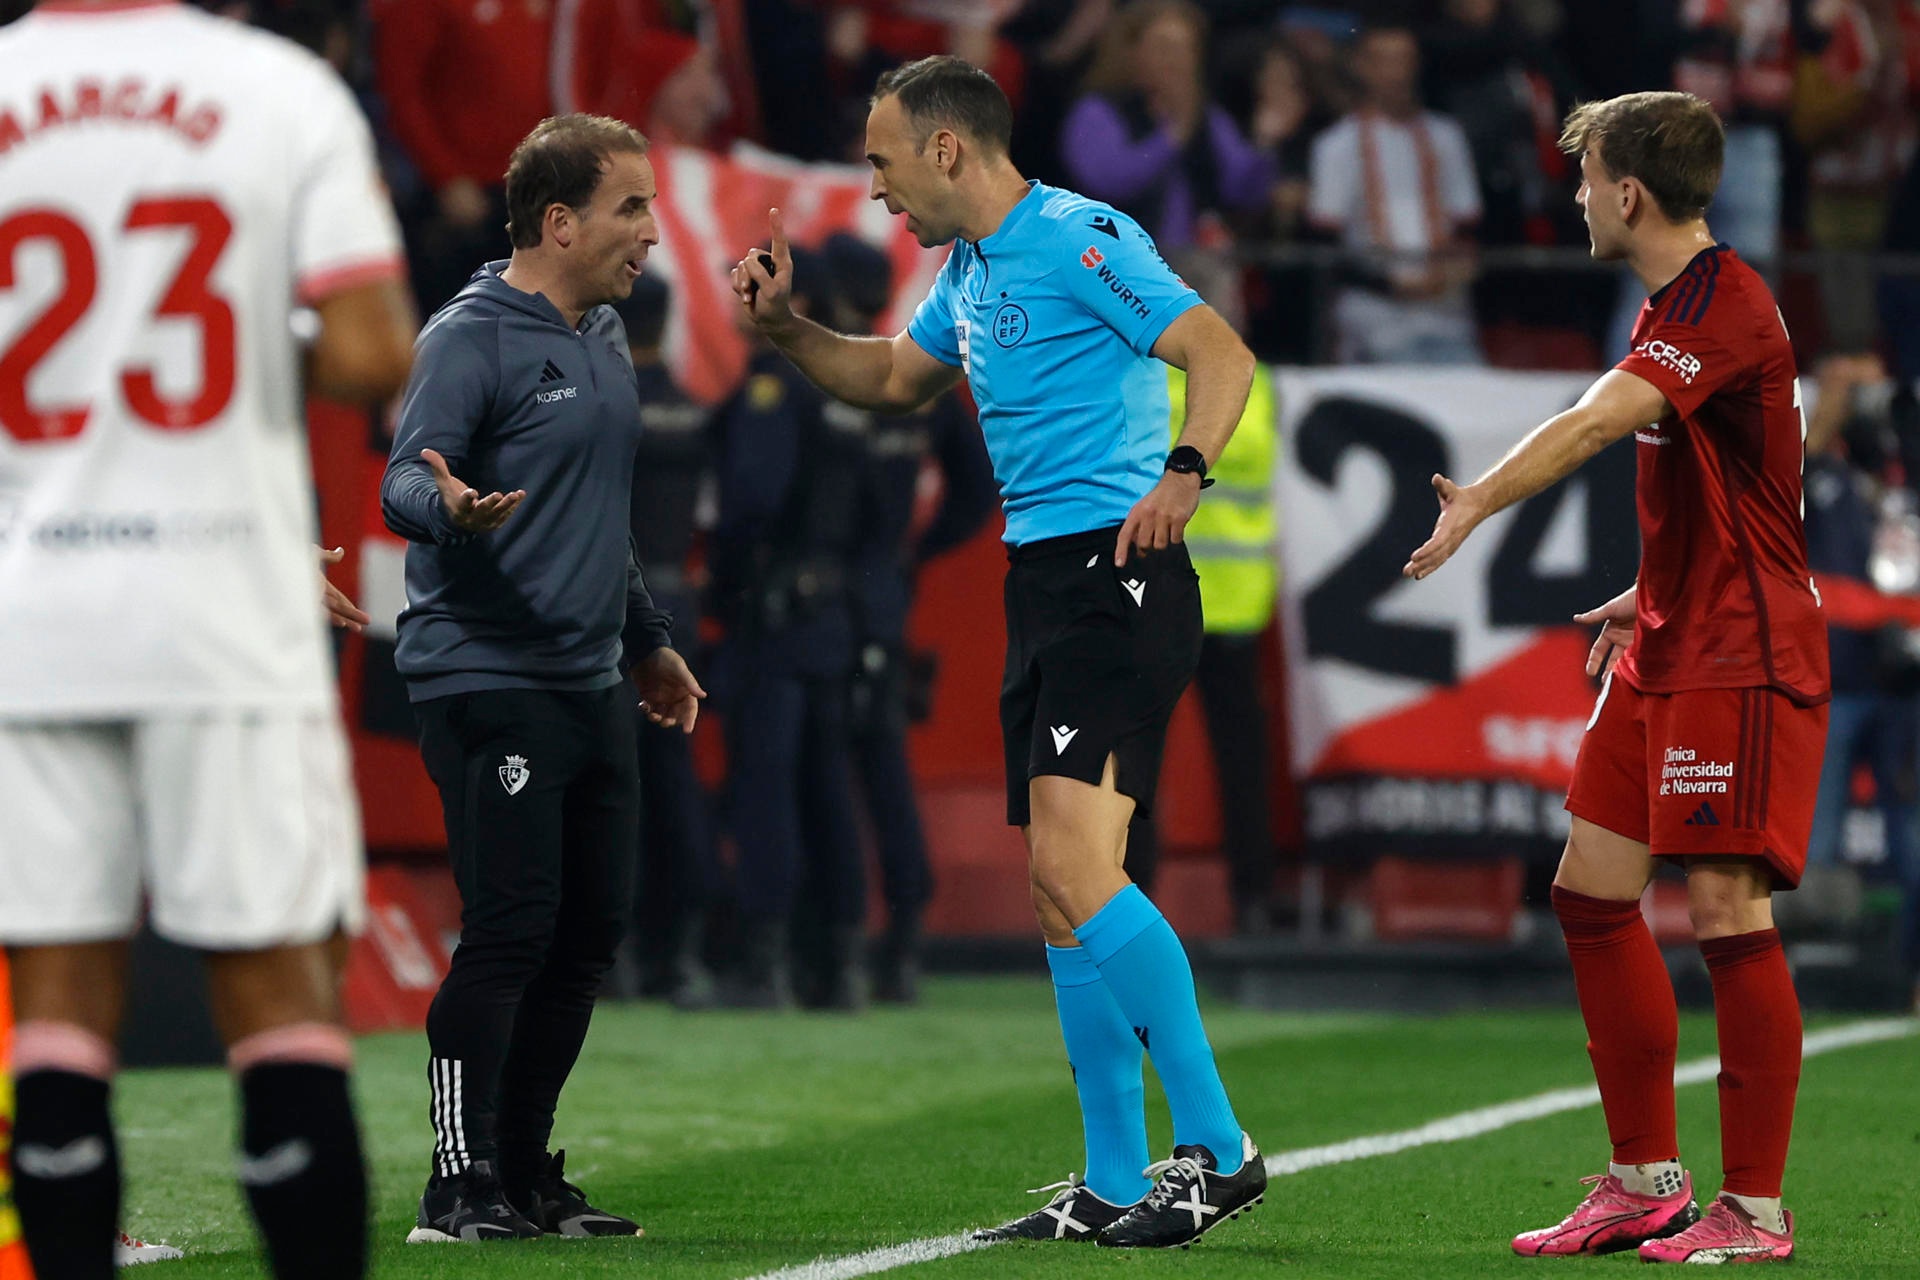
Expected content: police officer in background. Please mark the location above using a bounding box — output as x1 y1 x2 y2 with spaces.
712 248 876 1009
820 233 996 1001
1799 356 1920 1009
612 274 722 1009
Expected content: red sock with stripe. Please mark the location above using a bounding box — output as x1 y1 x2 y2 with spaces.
1551 885 1679 1165
1700 928 1800 1198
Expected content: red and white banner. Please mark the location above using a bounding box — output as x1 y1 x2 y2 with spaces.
642 141 946 405
1277 369 1640 860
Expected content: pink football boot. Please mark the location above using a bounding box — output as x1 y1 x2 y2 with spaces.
1512 1171 1700 1256
1638 1194 1794 1264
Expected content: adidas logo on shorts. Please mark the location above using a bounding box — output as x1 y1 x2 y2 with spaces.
1682 802 1720 827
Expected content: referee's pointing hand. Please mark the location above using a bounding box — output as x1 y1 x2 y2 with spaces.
730 207 793 327
421 447 526 533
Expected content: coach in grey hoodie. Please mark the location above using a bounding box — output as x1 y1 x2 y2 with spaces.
379 114 700 1246
382 261 671 695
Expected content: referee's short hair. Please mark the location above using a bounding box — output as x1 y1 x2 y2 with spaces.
505 114 650 249
871 56 1012 158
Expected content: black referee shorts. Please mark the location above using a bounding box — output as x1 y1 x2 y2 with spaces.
1000 526 1203 826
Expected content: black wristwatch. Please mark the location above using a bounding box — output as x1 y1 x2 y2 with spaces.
1165 444 1214 488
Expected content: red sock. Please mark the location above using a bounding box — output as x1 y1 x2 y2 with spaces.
1552 885 1679 1166
1701 928 1800 1198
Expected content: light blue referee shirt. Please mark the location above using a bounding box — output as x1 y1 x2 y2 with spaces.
906 181 1202 545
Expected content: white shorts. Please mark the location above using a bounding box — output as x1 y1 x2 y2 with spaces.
0 708 366 949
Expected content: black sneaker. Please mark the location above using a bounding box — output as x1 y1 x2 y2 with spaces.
406 1159 543 1243
513 1150 645 1238
1097 1133 1266 1249
970 1174 1134 1242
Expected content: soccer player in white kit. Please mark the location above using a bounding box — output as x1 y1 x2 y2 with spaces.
0 3 415 1276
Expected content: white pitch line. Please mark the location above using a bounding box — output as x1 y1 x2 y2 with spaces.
1267 1017 1914 1176
742 1234 993 1280
739 1016 1916 1280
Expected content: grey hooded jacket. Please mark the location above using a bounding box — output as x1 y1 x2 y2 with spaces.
382 262 672 701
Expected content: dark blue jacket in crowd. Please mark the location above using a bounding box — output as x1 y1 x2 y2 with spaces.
381 262 673 700
1803 452 1879 695
629 360 711 633
855 397 995 643
711 352 874 634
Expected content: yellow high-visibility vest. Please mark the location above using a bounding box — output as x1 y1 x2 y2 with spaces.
1170 364 1277 635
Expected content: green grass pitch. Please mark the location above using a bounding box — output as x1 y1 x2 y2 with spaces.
109 978 1919 1278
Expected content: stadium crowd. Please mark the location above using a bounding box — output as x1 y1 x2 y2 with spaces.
34 0 1908 372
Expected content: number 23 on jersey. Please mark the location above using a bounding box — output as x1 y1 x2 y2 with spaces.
0 196 235 442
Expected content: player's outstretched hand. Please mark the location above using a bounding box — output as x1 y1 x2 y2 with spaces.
421 447 525 533
1574 585 1638 677
1402 474 1487 581
1115 471 1203 566
633 646 708 734
317 545 372 632
730 207 794 328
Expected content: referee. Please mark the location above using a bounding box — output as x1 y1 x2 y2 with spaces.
382 114 703 1244
732 57 1265 1248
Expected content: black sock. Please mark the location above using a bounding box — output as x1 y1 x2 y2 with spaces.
237 1062 368 1280
11 1069 120 1280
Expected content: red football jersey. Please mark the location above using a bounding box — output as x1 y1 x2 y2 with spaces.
1612 244 1829 706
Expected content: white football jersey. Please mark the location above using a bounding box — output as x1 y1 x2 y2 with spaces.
0 1 404 717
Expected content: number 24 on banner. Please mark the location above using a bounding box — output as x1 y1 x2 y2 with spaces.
1291 394 1638 687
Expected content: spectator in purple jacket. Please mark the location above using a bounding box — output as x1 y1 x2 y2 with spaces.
1057 0 1275 252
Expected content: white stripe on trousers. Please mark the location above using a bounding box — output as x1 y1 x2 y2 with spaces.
453 1058 466 1171
431 1058 446 1176
431 1058 469 1176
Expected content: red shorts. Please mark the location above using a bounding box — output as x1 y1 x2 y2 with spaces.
1565 674 1827 888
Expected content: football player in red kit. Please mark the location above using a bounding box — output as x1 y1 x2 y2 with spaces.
1404 91 1824 1265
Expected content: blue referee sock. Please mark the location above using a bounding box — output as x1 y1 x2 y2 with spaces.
1046 944 1152 1206
1076 885 1244 1173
